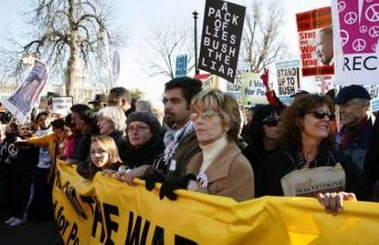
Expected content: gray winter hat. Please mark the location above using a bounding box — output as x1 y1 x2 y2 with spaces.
126 112 162 137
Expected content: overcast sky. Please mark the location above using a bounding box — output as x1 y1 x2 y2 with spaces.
0 0 331 100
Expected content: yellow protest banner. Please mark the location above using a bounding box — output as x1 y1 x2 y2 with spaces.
53 160 95 245
53 161 379 245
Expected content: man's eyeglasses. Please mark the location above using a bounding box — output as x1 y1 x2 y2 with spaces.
126 126 150 133
307 111 335 120
262 116 281 127
190 110 220 121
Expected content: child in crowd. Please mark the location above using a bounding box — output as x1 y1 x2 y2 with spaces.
77 135 122 180
59 114 75 160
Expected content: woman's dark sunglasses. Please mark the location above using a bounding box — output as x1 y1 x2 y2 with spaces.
263 116 281 127
309 111 335 120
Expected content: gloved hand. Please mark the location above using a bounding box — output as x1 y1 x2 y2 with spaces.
141 170 166 191
260 68 269 88
159 174 197 200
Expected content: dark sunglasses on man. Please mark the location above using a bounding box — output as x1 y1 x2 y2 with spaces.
262 116 281 127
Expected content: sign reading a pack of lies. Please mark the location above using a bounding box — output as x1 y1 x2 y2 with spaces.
199 0 246 83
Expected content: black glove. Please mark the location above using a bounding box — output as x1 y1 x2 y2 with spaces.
141 169 166 191
159 174 197 200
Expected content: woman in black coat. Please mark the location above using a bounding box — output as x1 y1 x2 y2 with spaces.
242 104 284 176
121 112 164 169
257 94 367 199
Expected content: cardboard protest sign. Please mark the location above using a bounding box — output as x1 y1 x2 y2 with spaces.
276 60 301 104
296 7 334 76
239 72 268 106
52 97 73 116
199 0 246 82
226 61 250 99
202 74 220 90
175 54 188 78
332 0 379 85
370 85 379 112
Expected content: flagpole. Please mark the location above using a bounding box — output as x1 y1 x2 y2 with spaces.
193 11 199 75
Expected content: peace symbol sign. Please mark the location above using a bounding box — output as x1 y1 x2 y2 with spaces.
372 44 377 52
340 30 349 46
360 25 368 33
7 143 18 156
0 145 7 157
365 4 379 22
352 39 367 52
338 1 346 13
344 12 358 24
369 26 379 37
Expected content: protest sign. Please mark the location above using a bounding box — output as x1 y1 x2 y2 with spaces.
296 7 334 76
276 60 301 104
53 160 379 245
1 60 48 122
175 54 188 77
239 72 268 106
370 85 379 112
202 74 219 89
226 72 242 99
52 97 73 116
226 61 250 99
332 0 379 85
199 0 246 82
315 76 333 94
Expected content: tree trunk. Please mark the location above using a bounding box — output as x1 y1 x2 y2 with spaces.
66 31 81 101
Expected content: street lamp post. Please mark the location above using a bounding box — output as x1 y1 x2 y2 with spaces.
192 11 199 75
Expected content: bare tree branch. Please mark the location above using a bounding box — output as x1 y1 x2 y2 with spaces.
139 18 194 79
0 0 125 100
241 0 290 73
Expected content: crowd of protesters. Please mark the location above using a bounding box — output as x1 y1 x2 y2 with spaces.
0 74 378 230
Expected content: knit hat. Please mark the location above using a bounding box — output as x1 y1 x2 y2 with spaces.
126 112 161 137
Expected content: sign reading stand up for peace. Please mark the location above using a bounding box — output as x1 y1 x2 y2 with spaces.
199 0 245 83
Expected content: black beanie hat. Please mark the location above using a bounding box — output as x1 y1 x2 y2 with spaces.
126 112 161 137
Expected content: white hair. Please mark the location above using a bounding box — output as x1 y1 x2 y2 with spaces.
97 106 126 132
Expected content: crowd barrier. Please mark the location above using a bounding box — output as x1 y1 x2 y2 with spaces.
53 160 379 245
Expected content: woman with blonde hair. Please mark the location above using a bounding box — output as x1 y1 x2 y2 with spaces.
159 89 254 202
77 135 122 179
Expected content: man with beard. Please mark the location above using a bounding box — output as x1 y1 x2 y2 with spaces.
115 77 202 186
